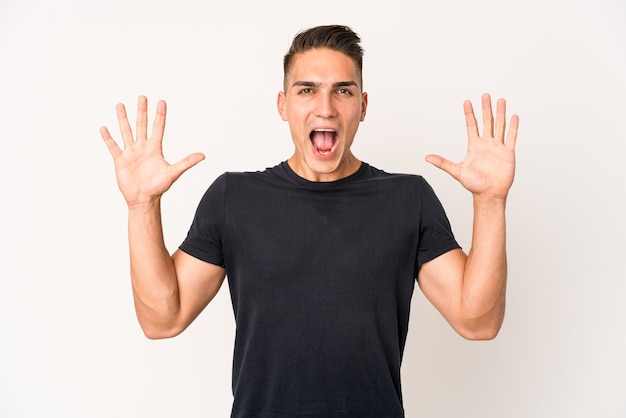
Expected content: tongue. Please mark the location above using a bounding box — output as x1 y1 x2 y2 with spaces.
311 131 334 151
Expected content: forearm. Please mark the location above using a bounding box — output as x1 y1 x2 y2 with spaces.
461 196 508 337
127 199 181 336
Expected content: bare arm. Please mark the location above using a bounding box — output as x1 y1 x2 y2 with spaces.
420 93 519 340
100 96 225 339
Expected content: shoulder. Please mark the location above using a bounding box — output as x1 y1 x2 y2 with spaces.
360 163 431 191
208 162 288 189
205 163 299 204
224 162 292 182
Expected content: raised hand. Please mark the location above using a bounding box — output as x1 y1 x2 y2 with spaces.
100 96 205 206
425 93 519 200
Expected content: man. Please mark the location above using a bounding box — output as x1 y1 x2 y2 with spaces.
100 25 518 417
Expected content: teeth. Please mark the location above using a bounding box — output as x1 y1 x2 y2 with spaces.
314 145 332 154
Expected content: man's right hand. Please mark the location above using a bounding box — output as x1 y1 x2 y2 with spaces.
99 96 224 339
100 95 205 206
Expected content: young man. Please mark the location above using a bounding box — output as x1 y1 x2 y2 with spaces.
100 25 518 418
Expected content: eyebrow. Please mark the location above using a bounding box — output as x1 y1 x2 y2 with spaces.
291 80 359 89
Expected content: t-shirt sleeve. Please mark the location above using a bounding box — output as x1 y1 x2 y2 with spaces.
415 178 461 277
178 173 228 268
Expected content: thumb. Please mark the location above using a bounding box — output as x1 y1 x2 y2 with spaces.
425 154 459 180
170 152 206 182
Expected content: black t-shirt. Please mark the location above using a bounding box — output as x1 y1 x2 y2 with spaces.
180 162 460 417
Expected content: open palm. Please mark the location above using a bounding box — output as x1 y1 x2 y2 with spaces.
426 93 519 200
100 96 205 206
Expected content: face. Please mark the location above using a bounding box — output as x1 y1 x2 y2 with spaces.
277 47 368 182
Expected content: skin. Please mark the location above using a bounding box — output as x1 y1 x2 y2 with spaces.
421 95 518 339
277 48 368 182
100 97 225 338
100 47 518 340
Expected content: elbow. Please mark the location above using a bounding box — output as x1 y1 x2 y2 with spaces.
455 299 506 340
459 324 501 341
142 328 177 340
454 313 504 341
138 318 185 340
141 326 182 340
132 294 185 340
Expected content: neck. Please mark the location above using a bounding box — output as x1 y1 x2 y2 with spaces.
287 153 361 182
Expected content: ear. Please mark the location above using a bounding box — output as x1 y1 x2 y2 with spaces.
277 91 288 121
360 91 369 121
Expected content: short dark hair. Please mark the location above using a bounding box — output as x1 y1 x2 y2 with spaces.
283 25 364 89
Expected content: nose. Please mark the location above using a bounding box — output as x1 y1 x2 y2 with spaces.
315 92 338 119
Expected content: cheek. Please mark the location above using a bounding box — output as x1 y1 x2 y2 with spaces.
288 117 309 141
287 110 310 132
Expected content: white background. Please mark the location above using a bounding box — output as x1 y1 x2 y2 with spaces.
1 0 625 417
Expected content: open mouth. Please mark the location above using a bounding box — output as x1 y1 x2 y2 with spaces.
310 129 337 155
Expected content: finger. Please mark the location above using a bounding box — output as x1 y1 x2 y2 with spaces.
170 153 206 182
151 100 167 142
116 102 134 148
464 100 479 139
505 114 519 150
425 154 460 181
481 93 494 138
495 98 507 143
136 95 148 141
99 126 122 159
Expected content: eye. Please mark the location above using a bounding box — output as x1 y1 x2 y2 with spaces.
298 88 314 95
336 88 353 96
